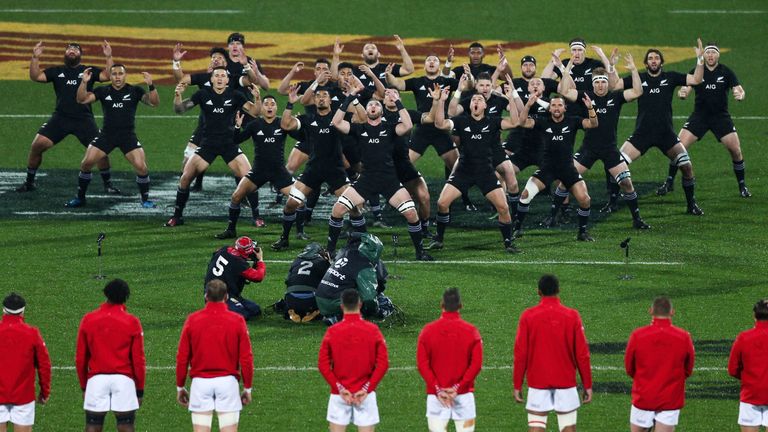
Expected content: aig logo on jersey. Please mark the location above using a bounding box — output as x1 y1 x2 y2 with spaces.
112 102 124 108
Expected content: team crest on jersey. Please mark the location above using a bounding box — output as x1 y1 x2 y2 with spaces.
562 126 570 133
660 79 668 86
716 76 725 83
607 99 615 106
274 130 282 135
488 106 497 113
379 131 388 136
481 125 490 132
584 68 592 75
123 94 131 100
224 99 232 106
78 73 83 78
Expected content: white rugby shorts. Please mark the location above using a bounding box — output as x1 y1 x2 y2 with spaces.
83 374 139 412
189 376 242 413
426 393 476 421
326 391 379 427
630 405 680 428
0 401 35 426
526 387 580 413
738 402 768 427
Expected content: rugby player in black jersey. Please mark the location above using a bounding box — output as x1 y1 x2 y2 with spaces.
165 66 262 227
441 42 496 82
557 54 651 230
215 95 295 238
513 93 599 241
18 41 120 194
65 65 159 208
612 39 705 215
270 85 362 251
327 89 433 261
664 42 750 198
172 45 230 191
225 32 269 91
546 38 616 92
426 84 521 253
350 35 414 94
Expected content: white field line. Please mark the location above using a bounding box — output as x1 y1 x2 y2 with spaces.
0 9 243 14
669 9 765 14
49 365 726 372
1 114 766 120
261 260 685 266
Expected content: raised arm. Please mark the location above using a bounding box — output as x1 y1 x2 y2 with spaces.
460 64 475 90
173 83 195 114
581 93 598 129
232 112 251 144
441 44 455 77
171 43 191 84
434 88 452 131
242 85 262 117
280 85 301 131
277 62 304 95
394 35 414 76
76 68 97 104
422 83 442 125
687 38 704 86
301 70 330 106
359 64 385 99
390 90 413 136
140 72 159 107
541 48 564 79
245 59 270 90
518 95 537 129
29 42 47 82
502 85 521 129
554 53 578 102
331 37 343 81
448 74 470 116
385 63 406 91
623 54 643 102
490 56 508 88
98 40 113 82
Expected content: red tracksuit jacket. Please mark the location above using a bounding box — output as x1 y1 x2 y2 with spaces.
728 320 768 405
417 311 483 395
176 301 253 388
625 317 695 410
513 296 592 391
318 313 388 394
75 302 145 392
0 314 51 404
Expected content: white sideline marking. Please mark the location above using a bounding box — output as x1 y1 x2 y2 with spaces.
49 365 726 372
262 260 684 266
2 114 767 120
0 8 243 14
669 9 765 14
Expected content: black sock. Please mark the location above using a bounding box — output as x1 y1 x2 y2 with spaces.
25 167 37 184
305 191 320 222
577 207 590 233
350 214 367 233
194 172 204 186
77 171 92 200
227 203 241 232
499 221 513 247
624 191 641 220
607 179 620 205
173 188 190 218
100 169 112 185
369 195 382 219
246 190 260 219
682 177 696 206
407 221 424 254
733 159 746 187
461 192 472 207
515 203 529 230
667 163 678 184
507 192 520 216
327 216 344 252
435 212 450 242
281 211 296 239
551 188 568 218
136 175 150 202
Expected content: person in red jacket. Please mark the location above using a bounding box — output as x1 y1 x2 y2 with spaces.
417 287 482 432
318 289 389 432
0 293 51 432
204 236 266 321
729 298 768 431
625 296 695 432
513 274 592 432
176 279 253 432
76 279 145 432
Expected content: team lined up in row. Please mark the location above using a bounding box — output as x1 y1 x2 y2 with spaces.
2 280 767 431
16 34 749 258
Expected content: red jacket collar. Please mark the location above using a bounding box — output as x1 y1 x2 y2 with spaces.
652 317 673 327
441 311 461 319
756 320 768 329
343 312 362 322
1 314 24 324
100 302 126 312
540 296 561 305
205 302 229 312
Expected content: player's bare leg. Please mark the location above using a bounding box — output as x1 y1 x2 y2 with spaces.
285 148 309 175
216 177 259 239
272 181 311 250
428 183 462 250
526 409 548 432
388 188 432 260
512 176 546 238
227 154 262 226
326 186 365 254
496 159 520 214
658 129 697 196
182 142 205 191
17 134 54 192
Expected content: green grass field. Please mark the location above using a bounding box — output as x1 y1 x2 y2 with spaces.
1 1 767 430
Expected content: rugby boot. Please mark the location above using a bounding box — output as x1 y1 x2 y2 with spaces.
140 200 157 209
215 229 237 240
253 218 266 228
633 218 651 230
295 232 311 241
104 182 122 195
15 182 37 192
426 240 444 250
740 186 752 198
416 251 435 261
271 237 290 251
577 231 595 242
64 197 85 208
687 203 704 216
164 216 184 227
656 180 674 196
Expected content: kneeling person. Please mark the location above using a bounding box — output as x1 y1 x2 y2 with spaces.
204 236 266 321
283 243 332 323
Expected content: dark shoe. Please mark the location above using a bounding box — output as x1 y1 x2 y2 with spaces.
215 229 237 240
577 231 595 242
656 181 674 196
558 205 573 224
191 180 203 192
271 237 290 251
464 203 478 212
513 229 524 239
426 240 444 250
687 203 704 216
322 315 339 326
633 218 651 230
164 216 184 227
600 201 619 213
740 186 752 198
540 216 557 228
104 182 122 195
416 251 435 261
422 228 434 240
141 200 157 209
505 243 521 254
295 232 310 240
15 182 37 192
64 197 85 208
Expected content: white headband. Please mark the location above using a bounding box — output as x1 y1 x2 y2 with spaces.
704 45 720 53
592 75 609 82
570 42 586 50
3 306 25 315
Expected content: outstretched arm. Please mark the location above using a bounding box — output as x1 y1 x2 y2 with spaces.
687 38 705 85
173 83 195 114
518 95 537 129
385 63 406 91
280 85 301 131
76 68 96 104
394 35 414 76
171 43 192 84
623 54 643 102
278 62 304 95
242 85 262 117
29 41 47 82
331 37 343 81
141 72 159 107
98 40 114 82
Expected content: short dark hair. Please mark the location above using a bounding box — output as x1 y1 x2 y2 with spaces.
315 58 331 67
476 71 492 81
652 296 672 316
338 61 354 72
569 37 586 46
211 66 228 73
262 94 277 103
110 63 126 71
550 94 566 104
341 289 360 311
468 42 484 51
209 47 227 58
538 274 560 296
705 41 719 48
104 279 130 304
314 86 331 95
754 299 768 321
644 49 665 66
442 288 461 312
205 279 228 302
592 67 607 76
2 292 26 313
227 32 245 45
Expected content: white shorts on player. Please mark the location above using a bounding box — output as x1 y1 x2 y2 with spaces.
739 402 768 428
83 374 139 412
327 392 379 427
630 405 680 428
526 387 580 413
189 376 243 413
426 393 476 420
0 401 35 426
